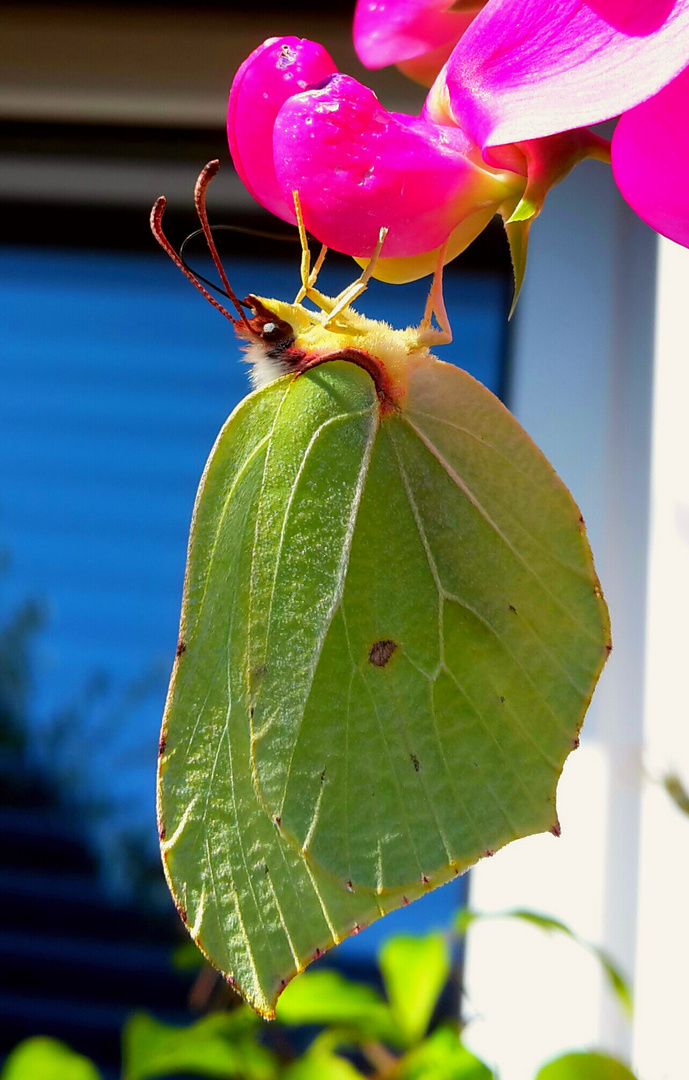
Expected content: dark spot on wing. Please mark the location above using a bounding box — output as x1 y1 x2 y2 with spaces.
369 639 397 667
251 664 267 687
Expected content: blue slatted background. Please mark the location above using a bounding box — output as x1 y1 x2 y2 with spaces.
0 244 507 958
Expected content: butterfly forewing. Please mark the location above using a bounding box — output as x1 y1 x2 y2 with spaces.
159 354 610 1015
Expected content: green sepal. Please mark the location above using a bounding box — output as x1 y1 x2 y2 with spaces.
502 212 532 318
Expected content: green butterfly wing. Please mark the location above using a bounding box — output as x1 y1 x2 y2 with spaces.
158 357 609 1016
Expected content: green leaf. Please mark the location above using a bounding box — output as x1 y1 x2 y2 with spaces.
122 1010 277 1080
282 1031 364 1080
455 909 632 1016
282 1046 363 1080
378 932 451 1046
535 1051 638 1080
159 336 610 1014
663 772 689 816
395 1025 493 1080
171 938 206 971
276 969 398 1044
0 1037 101 1080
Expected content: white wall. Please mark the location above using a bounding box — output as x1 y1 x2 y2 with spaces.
632 237 689 1080
463 160 660 1079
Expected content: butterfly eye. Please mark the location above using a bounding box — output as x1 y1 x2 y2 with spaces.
261 320 294 345
244 294 294 345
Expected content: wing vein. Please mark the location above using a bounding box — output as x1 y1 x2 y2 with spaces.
407 408 592 580
269 407 378 818
388 432 508 853
402 414 601 645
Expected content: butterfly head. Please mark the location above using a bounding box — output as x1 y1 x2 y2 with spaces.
151 161 453 407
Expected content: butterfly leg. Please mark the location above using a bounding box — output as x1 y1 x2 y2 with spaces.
417 240 453 347
292 190 328 304
323 227 389 327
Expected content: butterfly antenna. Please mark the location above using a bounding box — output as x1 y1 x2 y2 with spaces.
150 197 245 327
194 161 251 330
324 226 389 327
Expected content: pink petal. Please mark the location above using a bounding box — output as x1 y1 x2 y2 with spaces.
396 37 470 88
354 0 477 70
354 207 500 282
227 37 337 222
272 73 521 258
434 0 689 150
612 66 689 247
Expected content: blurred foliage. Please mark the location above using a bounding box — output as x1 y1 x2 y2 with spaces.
1 924 640 1080
663 772 689 817
276 969 400 1045
378 932 452 1047
122 1011 277 1080
455 908 632 1017
534 1052 637 1080
0 1036 102 1080
0 550 168 903
0 595 44 753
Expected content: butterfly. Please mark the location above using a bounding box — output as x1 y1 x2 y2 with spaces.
152 161 610 1017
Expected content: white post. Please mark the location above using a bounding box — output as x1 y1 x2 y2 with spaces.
631 238 689 1080
463 160 657 1079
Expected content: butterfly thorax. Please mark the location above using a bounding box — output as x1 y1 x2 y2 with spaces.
241 292 432 410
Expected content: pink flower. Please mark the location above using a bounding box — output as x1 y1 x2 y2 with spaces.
228 37 338 224
228 36 526 283
362 0 689 249
353 0 487 87
612 64 689 247
228 3 689 287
